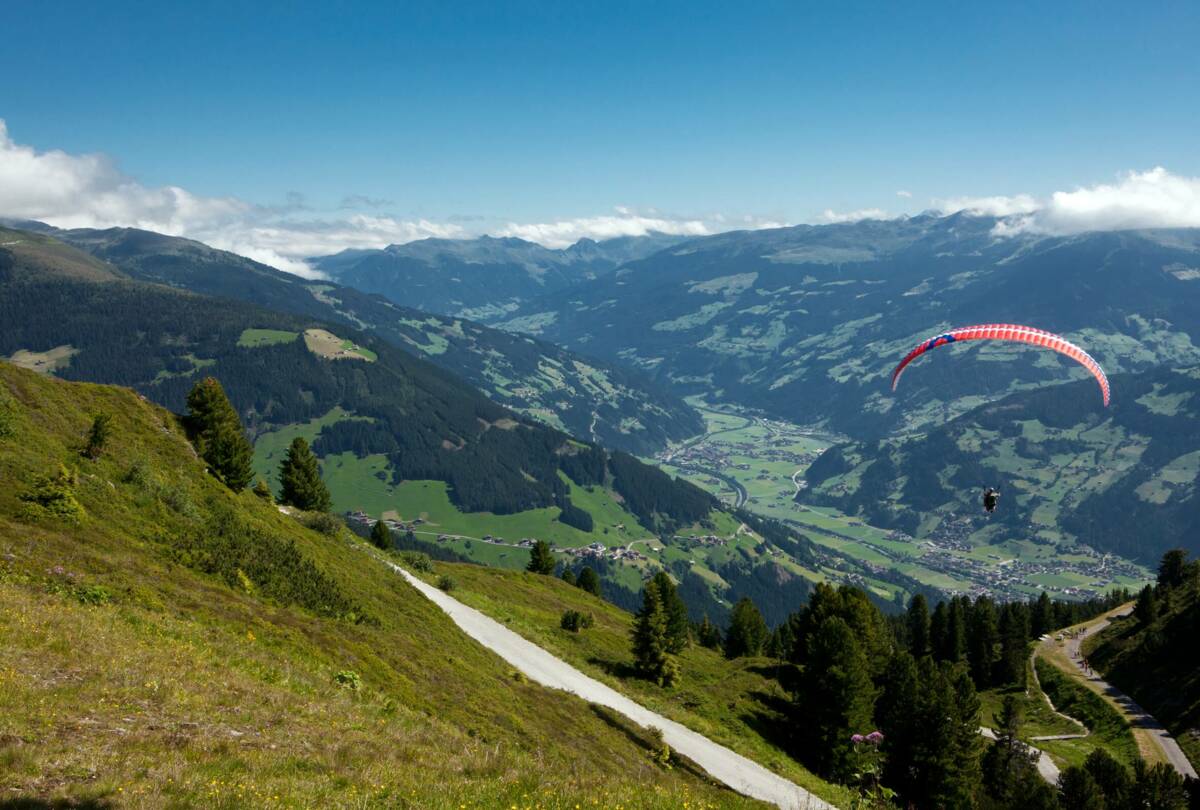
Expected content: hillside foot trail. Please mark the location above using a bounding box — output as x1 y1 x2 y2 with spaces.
1042 607 1197 779
389 561 835 810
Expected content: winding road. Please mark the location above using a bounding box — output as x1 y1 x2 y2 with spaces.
387 560 835 809
1045 608 1197 779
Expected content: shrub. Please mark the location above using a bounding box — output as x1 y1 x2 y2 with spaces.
123 458 155 489
333 670 362 691
75 584 113 606
399 551 434 573
560 609 595 632
0 387 16 441
302 511 342 537
437 574 456 592
252 479 273 501
19 464 86 524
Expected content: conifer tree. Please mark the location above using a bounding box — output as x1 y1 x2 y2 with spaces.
696 615 722 649
631 578 679 686
941 596 968 663
724 597 768 659
908 593 931 657
252 479 273 501
1083 748 1131 809
84 413 112 459
576 565 602 596
797 616 875 780
1058 766 1106 810
526 539 556 574
650 571 689 653
968 596 999 689
930 600 950 660
1158 548 1189 589
1134 584 1158 625
1031 590 1055 638
981 695 1044 806
370 519 392 550
995 602 1029 687
278 436 332 511
185 377 254 492
560 567 576 586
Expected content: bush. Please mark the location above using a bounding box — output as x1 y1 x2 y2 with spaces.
437 575 456 592
19 464 86 525
560 609 595 632
399 551 434 573
252 479 273 501
333 670 362 691
123 458 155 489
302 511 343 537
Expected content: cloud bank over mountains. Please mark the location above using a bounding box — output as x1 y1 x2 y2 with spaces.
2 119 1199 277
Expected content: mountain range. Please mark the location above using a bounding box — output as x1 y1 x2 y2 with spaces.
496 215 1200 438
313 231 689 321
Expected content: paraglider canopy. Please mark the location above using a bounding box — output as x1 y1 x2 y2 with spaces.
890 323 1111 406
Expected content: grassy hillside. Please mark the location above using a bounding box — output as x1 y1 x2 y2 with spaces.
1086 574 1200 768
411 559 854 808
0 361 760 809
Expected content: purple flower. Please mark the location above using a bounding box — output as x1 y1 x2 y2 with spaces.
48 565 66 576
866 730 884 745
851 734 866 744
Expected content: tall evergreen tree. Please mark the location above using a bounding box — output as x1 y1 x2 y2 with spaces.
796 616 875 781
278 437 332 511
995 602 1029 687
696 615 722 649
185 377 254 492
1134 584 1159 625
560 567 577 586
526 539 556 574
631 578 679 687
576 566 601 596
1082 748 1131 809
930 600 950 660
908 593 931 657
981 695 1046 807
724 597 768 659
1158 548 1189 589
1058 766 1106 810
84 413 112 460
370 519 392 550
877 650 921 797
942 596 968 663
1031 591 1055 638
650 571 689 653
968 596 999 689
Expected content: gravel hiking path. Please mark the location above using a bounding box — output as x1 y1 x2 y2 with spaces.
389 561 836 809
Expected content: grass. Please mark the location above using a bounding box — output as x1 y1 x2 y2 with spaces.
0 361 764 809
236 328 299 348
1032 658 1141 769
424 560 855 809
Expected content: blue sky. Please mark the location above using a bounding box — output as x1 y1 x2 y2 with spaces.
1 1 1198 269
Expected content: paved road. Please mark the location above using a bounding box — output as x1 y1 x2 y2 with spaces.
389 561 835 809
979 728 1060 784
1055 609 1197 779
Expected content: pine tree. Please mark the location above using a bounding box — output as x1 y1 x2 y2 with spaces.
278 437 332 512
968 596 999 689
1134 584 1159 625
942 596 968 663
1158 548 1189 589
370 519 392 550
576 565 602 596
1031 591 1055 638
1058 766 1107 810
908 593 931 657
185 377 254 492
877 651 921 798
631 579 679 687
84 413 112 459
650 571 689 653
930 600 950 660
982 695 1043 806
797 616 875 780
696 615 722 649
526 539 556 574
724 597 768 659
252 479 273 501
1082 748 1131 809
560 567 576 586
995 602 1029 687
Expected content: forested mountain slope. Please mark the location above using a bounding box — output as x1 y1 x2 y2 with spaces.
499 215 1200 437
0 361 757 809
799 365 1200 564
313 231 688 320
5 222 700 454
0 227 713 533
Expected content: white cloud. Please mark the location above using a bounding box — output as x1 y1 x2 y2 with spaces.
939 168 1200 237
935 193 1040 218
896 190 912 198
818 208 892 224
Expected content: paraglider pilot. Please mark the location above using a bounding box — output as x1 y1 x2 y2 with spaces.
982 487 1000 514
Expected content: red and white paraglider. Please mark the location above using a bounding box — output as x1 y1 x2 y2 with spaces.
890 323 1111 406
